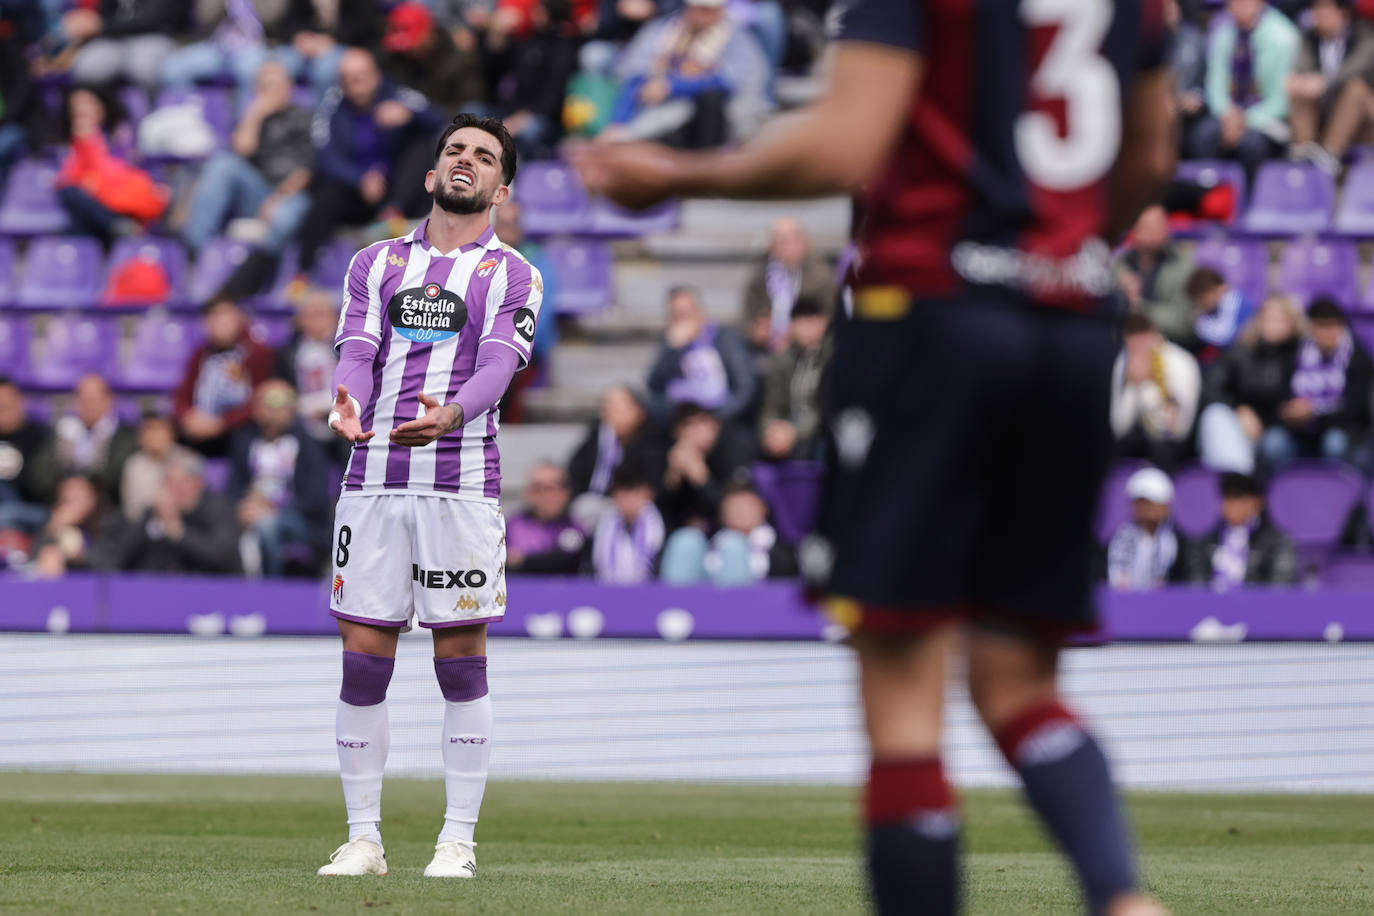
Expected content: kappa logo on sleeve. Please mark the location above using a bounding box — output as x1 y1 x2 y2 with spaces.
513 307 536 342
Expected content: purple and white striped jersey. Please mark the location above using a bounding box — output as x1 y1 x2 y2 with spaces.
333 220 543 502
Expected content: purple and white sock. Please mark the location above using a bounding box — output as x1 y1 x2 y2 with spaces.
434 656 492 845
336 650 395 846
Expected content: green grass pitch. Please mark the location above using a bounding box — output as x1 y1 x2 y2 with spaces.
2 773 1372 915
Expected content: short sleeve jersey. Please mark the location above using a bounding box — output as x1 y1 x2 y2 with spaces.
334 221 543 502
834 0 1167 308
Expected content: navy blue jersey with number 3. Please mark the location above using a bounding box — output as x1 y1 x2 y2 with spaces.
836 0 1167 309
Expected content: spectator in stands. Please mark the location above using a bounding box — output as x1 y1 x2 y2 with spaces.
741 217 834 354
1288 0 1374 174
757 297 830 462
1188 266 1256 359
52 375 138 504
380 2 485 112
568 384 665 501
1198 294 1306 474
174 296 276 456
0 378 57 534
120 413 198 520
1189 472 1299 587
483 0 585 160
1111 313 1202 472
0 6 43 184
31 473 108 578
646 285 758 430
494 199 558 422
295 47 444 275
660 478 797 584
159 1 287 93
1106 467 1187 591
590 464 664 583
507 462 586 575
1187 0 1300 178
271 0 386 95
95 449 242 574
607 0 772 148
658 402 750 532
56 86 168 241
272 288 342 457
1262 297 1374 470
63 1 185 91
1167 0 1209 133
228 379 331 577
1116 204 1197 345
178 61 314 256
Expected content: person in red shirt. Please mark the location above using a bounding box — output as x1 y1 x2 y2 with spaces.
173 296 275 457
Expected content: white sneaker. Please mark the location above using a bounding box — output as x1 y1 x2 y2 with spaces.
423 840 477 878
317 838 387 876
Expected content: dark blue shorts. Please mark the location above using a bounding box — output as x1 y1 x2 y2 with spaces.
817 291 1117 637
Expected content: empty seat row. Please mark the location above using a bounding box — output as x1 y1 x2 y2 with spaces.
1180 159 1374 237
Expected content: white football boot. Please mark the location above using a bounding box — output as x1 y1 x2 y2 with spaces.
317 838 387 876
423 840 477 878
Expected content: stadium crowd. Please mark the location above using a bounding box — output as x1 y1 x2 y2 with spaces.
10 0 1374 588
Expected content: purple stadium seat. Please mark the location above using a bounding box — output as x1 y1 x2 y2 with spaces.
16 236 104 309
244 246 301 314
152 87 235 149
0 159 68 235
250 314 294 348
117 85 151 128
750 460 823 545
1171 464 1221 537
1174 161 1246 234
309 240 358 290
585 199 680 237
1192 234 1268 304
1243 163 1334 235
1334 162 1374 236
0 315 30 379
1267 461 1364 552
1276 236 1358 308
542 239 613 314
516 161 589 235
25 315 115 389
202 458 231 493
0 238 14 304
106 236 189 306
188 237 253 305
1319 553 1374 587
1095 460 1148 543
1349 314 1374 353
114 311 201 391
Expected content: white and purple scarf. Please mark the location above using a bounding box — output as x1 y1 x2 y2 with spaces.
1291 331 1353 417
1210 522 1254 590
592 503 665 584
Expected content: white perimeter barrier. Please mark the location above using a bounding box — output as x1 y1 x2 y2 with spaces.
3 634 1372 791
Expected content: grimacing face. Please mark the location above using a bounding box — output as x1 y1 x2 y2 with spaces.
427 127 509 216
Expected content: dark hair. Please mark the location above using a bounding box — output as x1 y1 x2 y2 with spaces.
202 294 244 315
1185 266 1225 299
434 113 518 186
667 284 701 302
1220 472 1262 499
1123 312 1156 336
0 376 16 390
60 84 127 142
790 295 826 319
1308 296 1347 324
671 402 714 429
609 463 651 493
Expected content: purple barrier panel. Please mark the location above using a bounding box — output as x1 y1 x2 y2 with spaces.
1096 586 1373 642
103 574 333 636
0 574 102 632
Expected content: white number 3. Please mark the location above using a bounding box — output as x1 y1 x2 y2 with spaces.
1015 0 1121 192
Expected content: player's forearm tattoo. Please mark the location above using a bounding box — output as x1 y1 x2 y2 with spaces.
444 403 465 434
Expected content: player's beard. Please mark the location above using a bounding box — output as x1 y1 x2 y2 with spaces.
434 180 494 216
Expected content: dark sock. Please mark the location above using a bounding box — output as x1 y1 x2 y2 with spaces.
995 702 1137 914
866 757 960 916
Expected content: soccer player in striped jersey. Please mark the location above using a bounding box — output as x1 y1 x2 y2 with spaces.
316 114 541 879
575 1 1174 913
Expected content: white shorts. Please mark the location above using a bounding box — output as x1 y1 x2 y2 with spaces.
329 493 507 631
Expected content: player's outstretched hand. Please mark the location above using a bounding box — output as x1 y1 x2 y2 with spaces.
390 392 463 448
568 139 683 211
329 385 374 443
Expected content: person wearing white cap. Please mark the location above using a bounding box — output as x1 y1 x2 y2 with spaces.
603 0 771 148
1107 467 1186 591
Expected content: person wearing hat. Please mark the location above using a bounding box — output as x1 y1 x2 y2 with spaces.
606 0 772 148
1188 472 1298 588
1106 467 1188 591
379 2 485 114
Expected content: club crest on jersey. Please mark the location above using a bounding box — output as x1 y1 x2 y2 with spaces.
477 257 499 278
388 284 467 343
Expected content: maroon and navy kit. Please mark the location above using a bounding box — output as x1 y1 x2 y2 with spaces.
817 0 1167 634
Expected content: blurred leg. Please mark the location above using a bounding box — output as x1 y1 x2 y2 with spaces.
659 527 709 584
1197 403 1256 474
1320 78 1374 157
159 41 228 89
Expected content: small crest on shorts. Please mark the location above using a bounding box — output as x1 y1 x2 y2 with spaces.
453 595 480 613
387 253 407 268
477 257 499 278
332 575 345 602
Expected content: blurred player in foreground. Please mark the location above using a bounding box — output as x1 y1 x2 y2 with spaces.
574 1 1175 913
319 114 542 878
